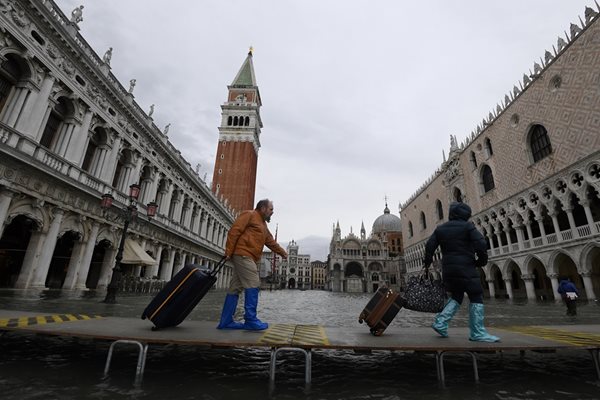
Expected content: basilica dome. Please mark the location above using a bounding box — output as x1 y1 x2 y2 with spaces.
372 204 402 234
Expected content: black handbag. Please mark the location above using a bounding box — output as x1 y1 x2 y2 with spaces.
404 267 446 313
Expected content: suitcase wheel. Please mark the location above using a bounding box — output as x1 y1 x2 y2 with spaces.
141 314 146 320
151 326 160 331
370 328 383 336
358 318 364 324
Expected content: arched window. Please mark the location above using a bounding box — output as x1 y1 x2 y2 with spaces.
453 187 463 202
81 127 109 174
40 97 71 150
484 138 493 156
244 116 250 126
233 116 239 126
469 151 477 169
408 221 413 237
420 211 427 230
435 200 444 220
529 124 552 162
0 54 26 116
227 116 232 126
482 165 495 193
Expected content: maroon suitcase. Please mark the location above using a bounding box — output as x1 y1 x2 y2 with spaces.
358 287 404 336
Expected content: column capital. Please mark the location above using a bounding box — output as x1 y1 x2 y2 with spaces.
581 271 592 278
547 273 559 279
521 274 534 280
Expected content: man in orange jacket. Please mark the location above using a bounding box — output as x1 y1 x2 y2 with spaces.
217 199 288 330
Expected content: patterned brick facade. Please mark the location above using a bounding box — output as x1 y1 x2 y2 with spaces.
400 6 600 302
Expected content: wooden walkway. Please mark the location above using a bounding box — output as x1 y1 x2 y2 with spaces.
1 309 599 386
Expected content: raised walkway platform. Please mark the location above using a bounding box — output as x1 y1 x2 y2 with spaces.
1 309 599 386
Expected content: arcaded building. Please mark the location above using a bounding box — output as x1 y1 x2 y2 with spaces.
401 5 600 301
0 1 249 290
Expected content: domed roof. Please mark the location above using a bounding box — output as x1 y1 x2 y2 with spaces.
372 203 402 234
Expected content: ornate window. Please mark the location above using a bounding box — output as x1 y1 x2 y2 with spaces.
420 212 427 230
484 138 493 157
529 124 552 162
435 200 444 220
482 165 495 193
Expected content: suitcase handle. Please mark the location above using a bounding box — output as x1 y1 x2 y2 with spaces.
210 256 228 277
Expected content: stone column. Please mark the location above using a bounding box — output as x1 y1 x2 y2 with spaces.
191 206 201 235
65 109 94 165
581 200 597 233
486 278 496 298
101 135 122 183
97 246 117 289
0 189 16 238
62 237 86 289
173 252 186 275
149 244 163 278
54 122 77 158
548 273 561 301
549 211 561 237
1 83 32 127
564 207 577 236
521 274 537 300
515 224 525 250
29 209 65 288
503 279 514 299
15 73 56 138
581 272 596 300
504 227 512 247
535 217 547 244
525 221 533 245
90 145 110 178
159 182 173 215
74 223 100 289
14 230 45 288
162 251 176 281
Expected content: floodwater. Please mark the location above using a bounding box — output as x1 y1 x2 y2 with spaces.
1 289 599 400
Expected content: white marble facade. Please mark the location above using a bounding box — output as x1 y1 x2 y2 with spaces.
0 0 235 290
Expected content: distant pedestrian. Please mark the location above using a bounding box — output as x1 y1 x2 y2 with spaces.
423 202 500 342
558 277 579 316
217 199 287 331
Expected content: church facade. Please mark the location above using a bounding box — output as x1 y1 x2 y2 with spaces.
328 204 404 293
0 1 251 291
401 5 600 301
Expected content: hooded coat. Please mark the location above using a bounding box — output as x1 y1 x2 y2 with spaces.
423 202 488 285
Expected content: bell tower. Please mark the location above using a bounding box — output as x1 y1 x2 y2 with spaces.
211 49 263 213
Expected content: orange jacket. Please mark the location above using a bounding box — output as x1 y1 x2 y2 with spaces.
225 210 286 262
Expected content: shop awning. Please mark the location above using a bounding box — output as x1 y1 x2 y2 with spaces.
121 239 157 266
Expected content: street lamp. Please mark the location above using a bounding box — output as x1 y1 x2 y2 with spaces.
100 183 158 304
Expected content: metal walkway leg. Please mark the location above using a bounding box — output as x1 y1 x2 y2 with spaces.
103 339 149 386
435 350 479 387
589 348 600 380
269 347 312 384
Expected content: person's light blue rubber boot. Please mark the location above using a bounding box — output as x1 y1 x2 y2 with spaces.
243 288 268 330
216 293 244 329
431 299 461 337
468 303 500 342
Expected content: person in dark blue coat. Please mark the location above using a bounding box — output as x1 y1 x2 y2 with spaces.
557 277 579 316
423 202 499 342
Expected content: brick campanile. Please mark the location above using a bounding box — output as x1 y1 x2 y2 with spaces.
211 49 263 213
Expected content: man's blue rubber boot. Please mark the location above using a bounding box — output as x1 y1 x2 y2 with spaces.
431 298 461 337
217 293 244 329
468 303 500 342
243 288 268 331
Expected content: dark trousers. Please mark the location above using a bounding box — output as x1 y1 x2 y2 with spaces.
445 277 484 304
565 298 577 316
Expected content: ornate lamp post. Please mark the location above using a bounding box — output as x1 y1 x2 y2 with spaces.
100 184 158 304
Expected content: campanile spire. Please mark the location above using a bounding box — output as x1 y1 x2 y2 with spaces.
211 50 263 213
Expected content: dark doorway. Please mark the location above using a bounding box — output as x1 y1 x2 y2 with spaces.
0 215 36 287
46 231 80 289
86 240 110 289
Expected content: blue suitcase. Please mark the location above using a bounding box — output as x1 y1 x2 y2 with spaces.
141 258 226 330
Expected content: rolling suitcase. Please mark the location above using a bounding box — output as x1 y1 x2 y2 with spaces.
141 257 226 330
358 287 404 336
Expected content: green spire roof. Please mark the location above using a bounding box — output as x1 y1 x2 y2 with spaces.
231 50 256 87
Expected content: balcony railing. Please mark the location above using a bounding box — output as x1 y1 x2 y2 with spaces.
485 221 600 259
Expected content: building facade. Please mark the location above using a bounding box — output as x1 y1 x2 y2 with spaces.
0 0 242 291
280 240 311 289
401 5 600 301
211 50 262 214
327 204 404 293
311 260 327 290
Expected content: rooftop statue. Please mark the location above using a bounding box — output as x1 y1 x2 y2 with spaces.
70 5 84 25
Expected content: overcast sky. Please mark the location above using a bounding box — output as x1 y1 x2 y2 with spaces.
54 0 593 259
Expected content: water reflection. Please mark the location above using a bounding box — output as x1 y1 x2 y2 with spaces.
0 289 599 400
